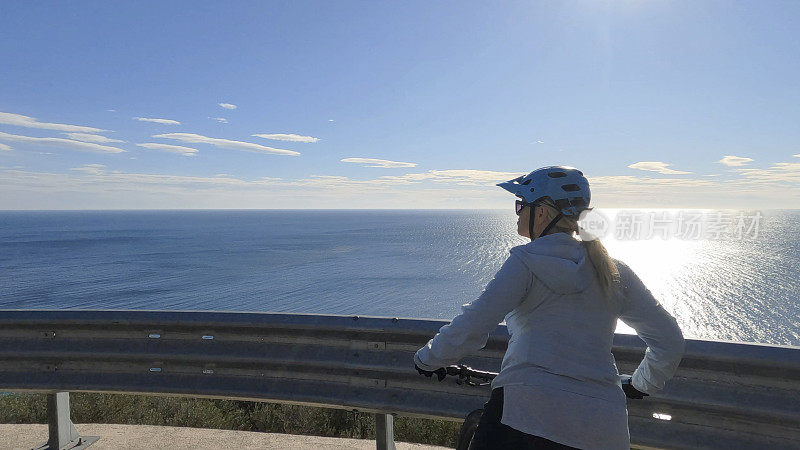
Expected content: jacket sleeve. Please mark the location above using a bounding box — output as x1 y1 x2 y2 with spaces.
616 261 686 394
414 252 532 370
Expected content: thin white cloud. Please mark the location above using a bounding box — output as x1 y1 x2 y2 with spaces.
734 161 800 184
628 161 691 174
253 133 320 143
377 169 521 185
589 175 717 189
0 166 518 209
794 154 800 158
3 163 800 209
5 167 282 190
588 175 735 208
218 103 237 110
718 155 754 167
137 143 199 157
0 167 312 212
0 143 11 151
328 119 334 122
587 167 800 208
63 133 124 143
0 112 104 133
211 117 228 123
70 164 106 175
152 133 299 156
341 158 417 168
0 131 125 154
133 117 181 125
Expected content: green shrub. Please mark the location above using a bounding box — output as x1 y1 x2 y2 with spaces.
0 393 460 447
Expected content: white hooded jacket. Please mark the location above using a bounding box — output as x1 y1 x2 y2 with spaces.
414 233 685 449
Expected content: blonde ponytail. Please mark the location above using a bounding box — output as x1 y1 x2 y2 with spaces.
581 238 620 301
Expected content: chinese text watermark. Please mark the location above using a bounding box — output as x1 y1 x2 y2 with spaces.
578 210 763 241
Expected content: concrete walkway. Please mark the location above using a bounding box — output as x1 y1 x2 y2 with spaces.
0 424 452 450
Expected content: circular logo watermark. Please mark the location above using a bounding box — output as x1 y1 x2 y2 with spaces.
577 209 610 241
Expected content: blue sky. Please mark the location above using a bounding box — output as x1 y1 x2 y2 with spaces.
1 1 798 209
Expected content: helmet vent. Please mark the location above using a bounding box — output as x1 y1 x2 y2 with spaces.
554 198 571 209
521 179 531 185
548 171 567 178
561 184 581 192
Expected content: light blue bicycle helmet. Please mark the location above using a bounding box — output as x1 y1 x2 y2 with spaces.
497 165 591 239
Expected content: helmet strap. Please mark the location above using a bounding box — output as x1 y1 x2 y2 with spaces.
528 205 536 241
527 202 564 241
535 212 563 240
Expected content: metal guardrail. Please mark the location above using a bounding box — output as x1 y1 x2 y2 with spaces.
0 310 798 449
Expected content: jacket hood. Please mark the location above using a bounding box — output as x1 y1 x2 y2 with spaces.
510 233 593 294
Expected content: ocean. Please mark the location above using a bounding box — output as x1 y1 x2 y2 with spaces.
0 210 797 347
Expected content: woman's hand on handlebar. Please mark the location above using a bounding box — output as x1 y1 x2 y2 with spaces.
620 374 649 399
415 363 447 381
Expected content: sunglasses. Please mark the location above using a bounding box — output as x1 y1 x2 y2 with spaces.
515 200 536 215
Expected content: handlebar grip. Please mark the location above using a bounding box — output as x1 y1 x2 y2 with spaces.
445 364 498 381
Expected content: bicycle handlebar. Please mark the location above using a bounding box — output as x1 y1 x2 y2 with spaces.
444 364 497 386
422 365 644 399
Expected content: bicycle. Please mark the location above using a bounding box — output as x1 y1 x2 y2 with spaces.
443 366 646 449
437 365 498 450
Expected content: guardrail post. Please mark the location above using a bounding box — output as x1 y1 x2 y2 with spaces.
36 392 99 450
375 413 395 450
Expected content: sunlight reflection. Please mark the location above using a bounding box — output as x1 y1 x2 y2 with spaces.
604 236 703 335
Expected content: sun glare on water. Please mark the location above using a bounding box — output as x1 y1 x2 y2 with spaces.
604 236 704 335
